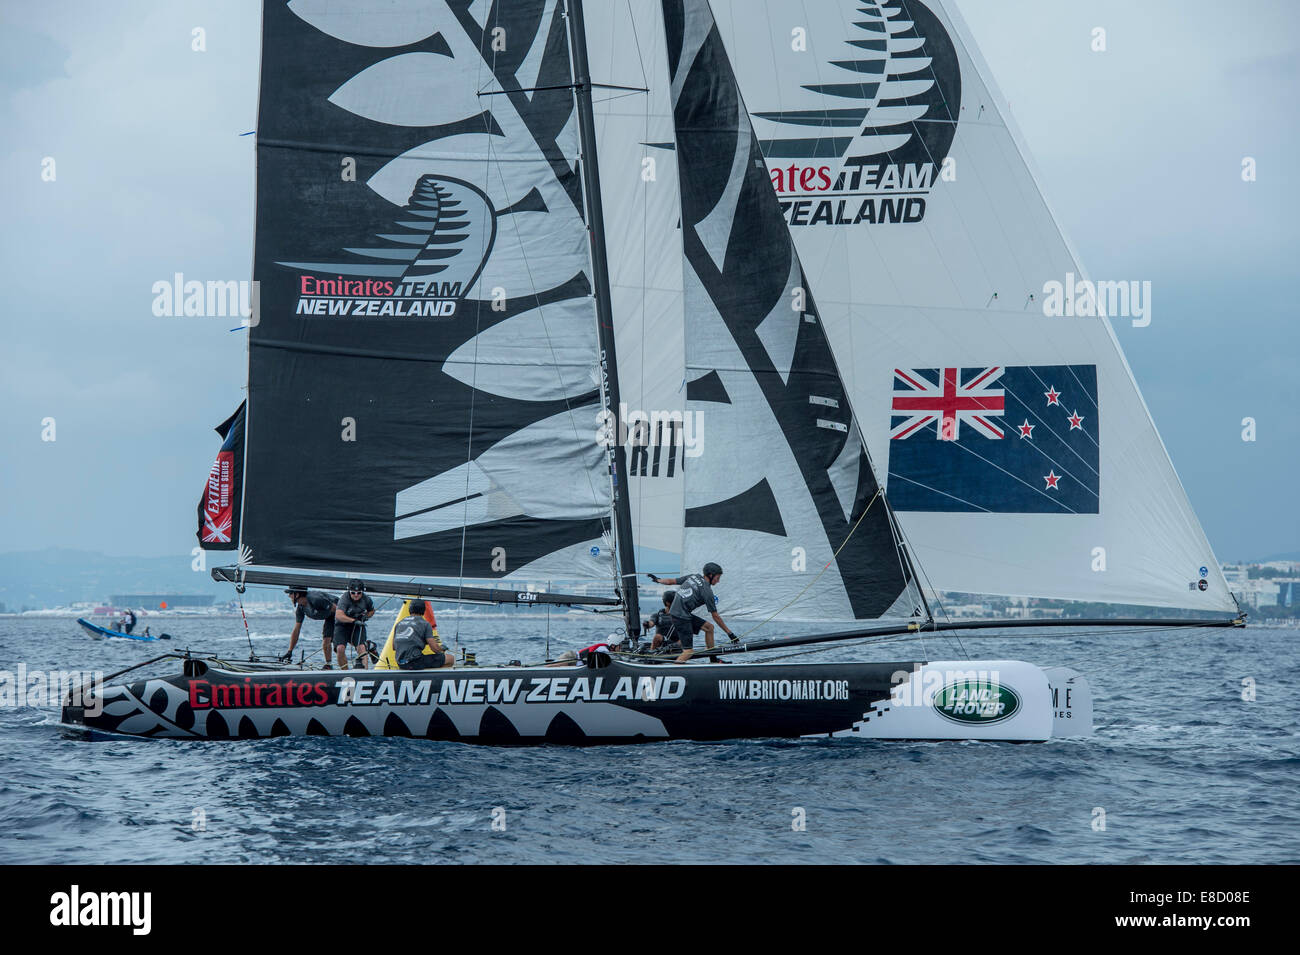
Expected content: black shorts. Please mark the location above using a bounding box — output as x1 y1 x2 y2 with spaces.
399 653 445 670
318 615 335 641
332 620 364 647
668 616 702 649
657 617 703 640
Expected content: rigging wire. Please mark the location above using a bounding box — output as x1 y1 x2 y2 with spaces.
452 7 498 652
237 592 255 661
729 489 882 643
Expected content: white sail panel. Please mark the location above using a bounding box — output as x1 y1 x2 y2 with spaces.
587 1 688 575
711 0 1233 612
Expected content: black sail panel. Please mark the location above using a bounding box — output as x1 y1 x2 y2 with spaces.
242 1 614 582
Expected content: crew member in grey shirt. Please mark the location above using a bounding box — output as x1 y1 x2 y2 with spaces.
393 600 455 670
646 562 737 662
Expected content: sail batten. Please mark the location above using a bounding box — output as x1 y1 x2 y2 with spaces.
211 565 619 606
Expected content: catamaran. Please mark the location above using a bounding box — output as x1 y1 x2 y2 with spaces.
64 0 1241 743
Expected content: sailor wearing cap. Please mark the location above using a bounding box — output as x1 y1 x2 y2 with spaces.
334 578 376 669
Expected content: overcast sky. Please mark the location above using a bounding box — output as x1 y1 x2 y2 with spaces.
1 0 1296 567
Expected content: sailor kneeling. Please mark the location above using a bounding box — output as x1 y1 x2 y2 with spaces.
394 600 455 670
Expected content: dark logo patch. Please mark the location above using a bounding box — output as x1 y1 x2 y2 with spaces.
278 174 495 319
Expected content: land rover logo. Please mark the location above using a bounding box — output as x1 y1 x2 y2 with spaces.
933 680 1020 725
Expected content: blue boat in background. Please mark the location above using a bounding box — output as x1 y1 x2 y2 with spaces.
75 618 169 642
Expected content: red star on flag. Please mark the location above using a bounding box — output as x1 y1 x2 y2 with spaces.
1044 470 1061 490
1018 420 1034 439
1068 411 1084 430
1044 386 1060 406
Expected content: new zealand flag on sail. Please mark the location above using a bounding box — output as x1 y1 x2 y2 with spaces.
887 365 1099 513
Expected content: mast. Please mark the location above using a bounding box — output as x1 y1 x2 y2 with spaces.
566 0 640 637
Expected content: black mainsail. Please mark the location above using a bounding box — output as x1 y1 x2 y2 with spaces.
237 0 623 589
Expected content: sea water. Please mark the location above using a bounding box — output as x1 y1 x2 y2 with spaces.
0 614 1295 864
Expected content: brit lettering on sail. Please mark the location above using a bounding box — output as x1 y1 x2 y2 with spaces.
750 0 961 227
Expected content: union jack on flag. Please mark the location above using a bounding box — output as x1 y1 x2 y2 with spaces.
891 367 1006 440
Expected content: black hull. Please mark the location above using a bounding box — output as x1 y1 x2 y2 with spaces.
64 657 919 743
62 655 1084 742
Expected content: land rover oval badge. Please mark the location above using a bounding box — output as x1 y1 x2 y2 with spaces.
933 680 1020 725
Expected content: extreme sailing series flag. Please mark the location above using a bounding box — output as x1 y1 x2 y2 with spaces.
887 365 1099 513
196 402 246 550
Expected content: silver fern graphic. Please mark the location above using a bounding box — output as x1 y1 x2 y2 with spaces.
277 175 495 289
98 681 199 737
753 0 936 161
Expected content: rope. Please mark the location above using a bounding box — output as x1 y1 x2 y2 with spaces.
237 594 255 661
728 489 882 642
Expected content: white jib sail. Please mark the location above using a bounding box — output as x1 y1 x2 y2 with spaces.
710 0 1233 612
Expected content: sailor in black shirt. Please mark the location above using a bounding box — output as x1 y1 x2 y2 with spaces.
284 588 337 664
334 578 375 669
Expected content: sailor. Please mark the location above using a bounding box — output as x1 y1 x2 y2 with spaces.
334 578 376 669
283 588 338 664
393 600 455 670
646 562 737 663
644 590 713 654
549 641 617 667
122 609 137 635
